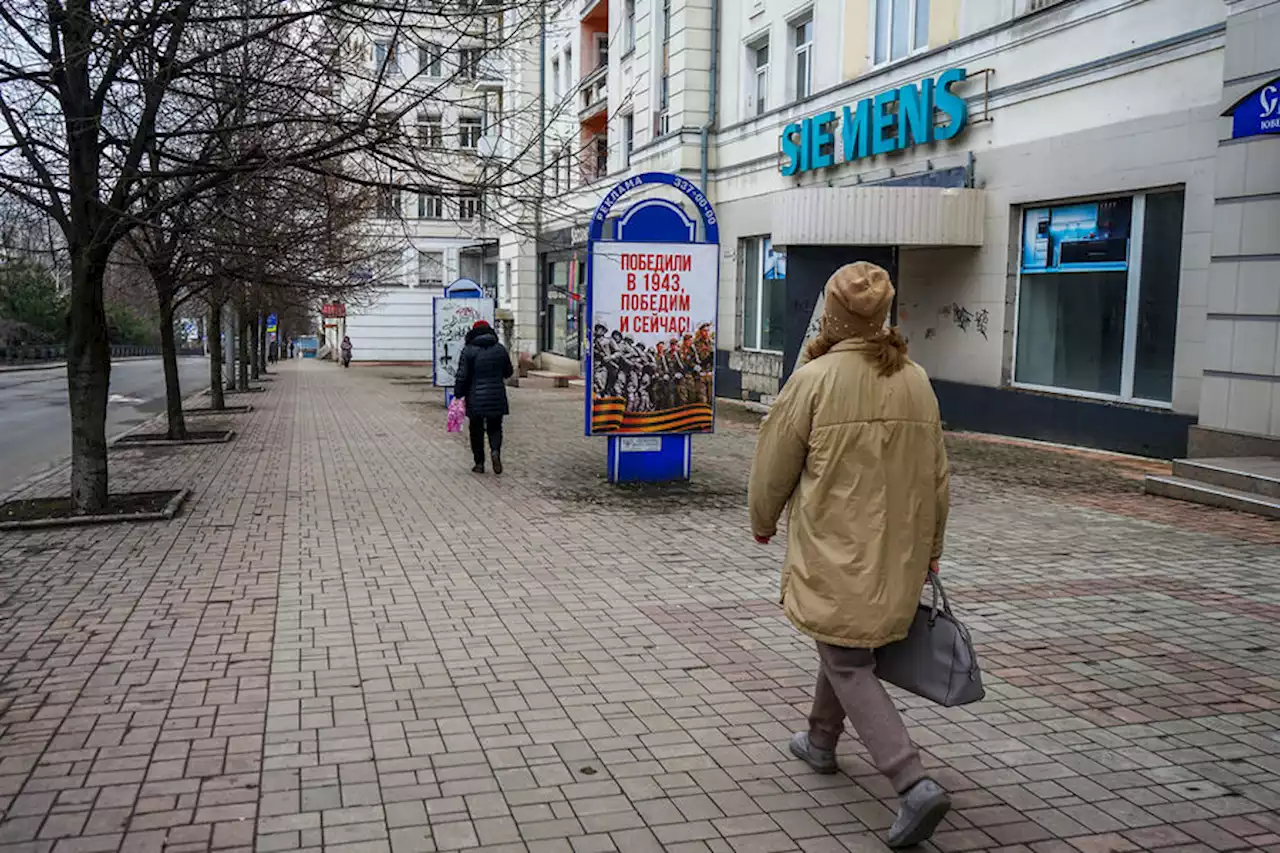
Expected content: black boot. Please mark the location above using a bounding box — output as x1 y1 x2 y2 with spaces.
472 460 485 474
491 451 503 476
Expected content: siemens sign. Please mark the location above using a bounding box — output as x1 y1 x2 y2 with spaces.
780 68 968 177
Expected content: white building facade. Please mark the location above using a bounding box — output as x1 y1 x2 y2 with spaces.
505 0 1280 458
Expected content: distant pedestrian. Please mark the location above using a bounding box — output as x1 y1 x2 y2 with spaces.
748 262 953 850
289 339 296 359
340 335 352 368
453 320 513 474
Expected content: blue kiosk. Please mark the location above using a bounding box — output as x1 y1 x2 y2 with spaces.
585 173 720 484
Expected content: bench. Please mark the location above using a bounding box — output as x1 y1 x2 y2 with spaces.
528 370 574 389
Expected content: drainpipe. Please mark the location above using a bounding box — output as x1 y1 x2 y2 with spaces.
699 0 720 193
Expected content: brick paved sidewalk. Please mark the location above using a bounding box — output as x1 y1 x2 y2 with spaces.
1 362 1277 853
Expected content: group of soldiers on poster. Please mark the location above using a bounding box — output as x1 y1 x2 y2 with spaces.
592 323 715 413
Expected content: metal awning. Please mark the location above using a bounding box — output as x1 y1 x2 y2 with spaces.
771 186 985 248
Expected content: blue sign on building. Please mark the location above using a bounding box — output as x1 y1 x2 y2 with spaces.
1225 76 1280 141
781 68 969 176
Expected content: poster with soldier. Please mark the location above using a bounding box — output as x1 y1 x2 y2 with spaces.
588 241 718 435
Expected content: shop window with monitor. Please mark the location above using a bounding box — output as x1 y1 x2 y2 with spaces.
741 236 786 353
1014 190 1184 405
417 251 444 288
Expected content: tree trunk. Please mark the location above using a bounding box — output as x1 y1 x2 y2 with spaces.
158 291 188 441
250 312 261 381
237 309 250 390
225 304 238 391
208 300 225 410
66 250 112 513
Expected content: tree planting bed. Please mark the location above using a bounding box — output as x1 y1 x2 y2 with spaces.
185 405 253 415
113 429 234 447
0 489 189 530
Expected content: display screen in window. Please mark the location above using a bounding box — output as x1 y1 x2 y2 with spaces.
1021 198 1132 274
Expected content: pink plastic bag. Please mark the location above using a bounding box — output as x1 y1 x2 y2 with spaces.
447 397 466 433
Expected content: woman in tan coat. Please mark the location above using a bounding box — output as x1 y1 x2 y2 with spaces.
749 262 951 849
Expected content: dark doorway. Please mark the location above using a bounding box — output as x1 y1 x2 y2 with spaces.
780 245 897 383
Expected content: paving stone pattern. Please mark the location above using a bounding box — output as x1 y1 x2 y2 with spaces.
1 363 1277 853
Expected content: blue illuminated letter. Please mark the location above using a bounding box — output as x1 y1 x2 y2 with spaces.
934 68 968 141
811 110 836 169
842 99 871 162
780 123 802 176
872 89 899 156
898 79 932 149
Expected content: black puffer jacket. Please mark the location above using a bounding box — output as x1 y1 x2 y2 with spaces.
454 327 513 418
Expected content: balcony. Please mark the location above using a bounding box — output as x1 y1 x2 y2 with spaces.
579 64 607 120
580 0 605 20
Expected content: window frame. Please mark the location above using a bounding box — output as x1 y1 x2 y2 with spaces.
418 42 442 77
748 36 770 117
1010 190 1177 409
458 192 483 221
418 186 444 219
373 38 398 75
741 235 783 354
623 0 636 54
417 112 443 148
622 113 634 167
791 13 813 102
458 115 483 150
417 250 445 288
871 0 930 67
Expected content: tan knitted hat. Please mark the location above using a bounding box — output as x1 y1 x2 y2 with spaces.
819 262 895 343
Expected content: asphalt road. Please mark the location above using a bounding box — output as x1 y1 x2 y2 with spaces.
0 356 209 492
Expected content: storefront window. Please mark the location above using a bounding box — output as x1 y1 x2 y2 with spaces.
741 237 786 352
542 256 585 360
1015 191 1183 404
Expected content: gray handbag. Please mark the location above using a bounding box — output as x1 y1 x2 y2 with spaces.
874 573 985 707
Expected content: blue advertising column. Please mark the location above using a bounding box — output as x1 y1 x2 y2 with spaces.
585 173 721 484
435 278 495 407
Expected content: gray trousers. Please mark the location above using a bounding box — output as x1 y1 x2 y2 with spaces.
808 642 927 794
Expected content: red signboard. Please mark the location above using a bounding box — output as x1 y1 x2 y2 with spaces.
321 302 346 318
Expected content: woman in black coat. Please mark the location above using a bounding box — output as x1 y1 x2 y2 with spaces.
453 320 514 474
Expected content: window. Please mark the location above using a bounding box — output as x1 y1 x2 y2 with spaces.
418 251 444 288
659 0 672 111
792 15 813 101
564 47 573 92
873 0 929 65
502 260 512 305
459 192 483 221
749 39 770 116
741 237 786 352
459 47 482 79
376 186 401 219
592 135 608 181
594 33 608 71
417 112 443 147
374 39 398 74
623 0 636 52
622 114 634 167
1014 191 1184 404
419 42 442 77
418 186 444 219
459 116 483 149
551 57 561 101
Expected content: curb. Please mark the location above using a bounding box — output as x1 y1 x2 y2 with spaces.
0 489 190 532
0 355 190 375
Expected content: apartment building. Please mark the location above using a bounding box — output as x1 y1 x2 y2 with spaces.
509 0 1280 457
332 5 514 362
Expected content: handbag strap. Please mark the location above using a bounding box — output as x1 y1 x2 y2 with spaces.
925 572 953 621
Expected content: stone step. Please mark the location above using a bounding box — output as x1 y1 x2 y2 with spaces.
1172 457 1280 499
1144 474 1280 520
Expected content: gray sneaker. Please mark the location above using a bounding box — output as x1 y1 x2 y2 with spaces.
788 732 837 775
887 778 951 849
